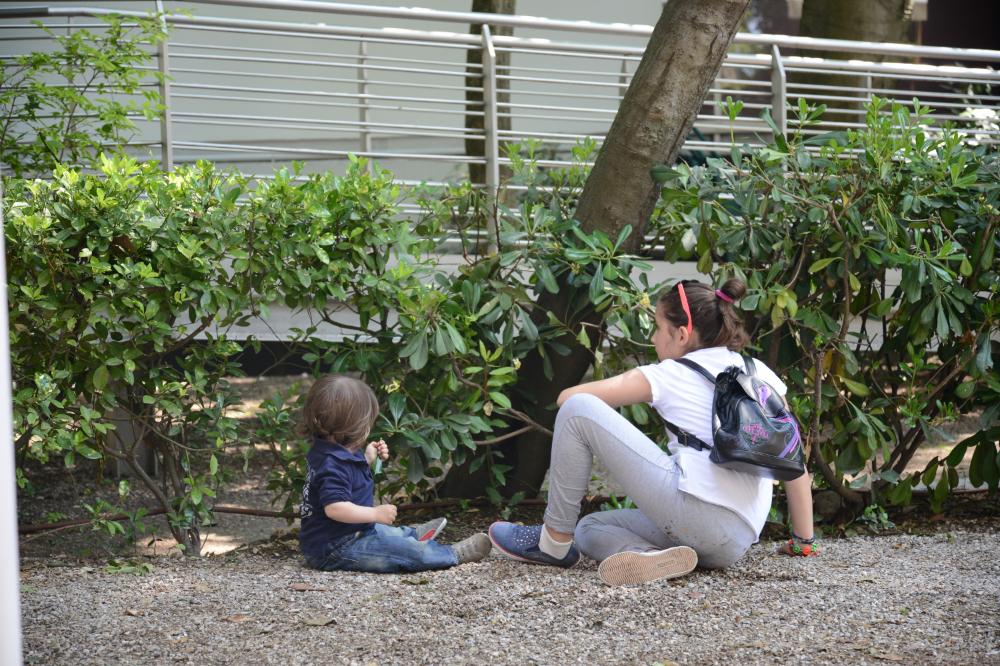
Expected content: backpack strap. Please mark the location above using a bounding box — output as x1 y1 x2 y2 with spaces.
742 355 757 376
662 420 712 452
664 357 717 452
674 358 717 384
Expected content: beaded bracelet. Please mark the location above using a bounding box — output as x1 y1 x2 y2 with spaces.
787 532 819 557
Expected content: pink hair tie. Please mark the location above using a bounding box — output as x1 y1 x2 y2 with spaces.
715 289 734 304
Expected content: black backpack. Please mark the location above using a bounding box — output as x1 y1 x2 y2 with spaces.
662 356 806 481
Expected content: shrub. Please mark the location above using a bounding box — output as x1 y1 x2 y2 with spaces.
0 14 166 177
651 97 1000 512
7 156 250 554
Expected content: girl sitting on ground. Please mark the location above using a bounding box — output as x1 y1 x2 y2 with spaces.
299 374 492 572
489 278 817 585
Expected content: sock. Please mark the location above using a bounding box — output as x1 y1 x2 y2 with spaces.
538 526 573 559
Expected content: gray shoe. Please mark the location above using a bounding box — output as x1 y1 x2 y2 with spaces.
411 517 447 542
597 546 698 586
452 533 492 564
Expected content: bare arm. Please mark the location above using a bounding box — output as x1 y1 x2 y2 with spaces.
556 368 653 408
324 502 397 525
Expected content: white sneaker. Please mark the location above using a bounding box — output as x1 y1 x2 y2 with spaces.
597 546 698 586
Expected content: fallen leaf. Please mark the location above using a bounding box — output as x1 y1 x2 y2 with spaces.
290 582 329 592
302 615 337 627
224 614 253 623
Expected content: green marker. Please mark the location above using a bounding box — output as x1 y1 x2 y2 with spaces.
374 457 383 475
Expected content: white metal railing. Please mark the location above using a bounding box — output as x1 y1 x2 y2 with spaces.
1 1 998 185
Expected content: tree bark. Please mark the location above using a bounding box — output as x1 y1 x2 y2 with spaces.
800 0 909 45
465 0 515 185
442 0 751 498
797 0 910 120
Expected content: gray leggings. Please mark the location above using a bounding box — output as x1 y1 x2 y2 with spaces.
545 394 758 569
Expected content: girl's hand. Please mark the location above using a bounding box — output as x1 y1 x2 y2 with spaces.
365 439 389 466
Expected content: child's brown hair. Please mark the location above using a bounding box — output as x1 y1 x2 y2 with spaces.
298 375 379 451
657 278 749 351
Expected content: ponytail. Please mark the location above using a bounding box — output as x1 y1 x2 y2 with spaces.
657 278 749 351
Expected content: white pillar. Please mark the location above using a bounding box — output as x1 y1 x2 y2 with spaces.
0 180 24 665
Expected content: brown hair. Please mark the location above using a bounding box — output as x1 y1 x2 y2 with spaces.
297 375 379 451
657 278 749 351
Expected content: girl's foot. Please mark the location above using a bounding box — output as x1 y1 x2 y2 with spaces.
411 517 447 542
597 546 698 586
488 522 581 568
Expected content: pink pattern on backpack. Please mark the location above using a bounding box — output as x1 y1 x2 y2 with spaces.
741 422 769 444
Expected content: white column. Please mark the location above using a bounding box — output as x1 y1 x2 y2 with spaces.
0 180 24 664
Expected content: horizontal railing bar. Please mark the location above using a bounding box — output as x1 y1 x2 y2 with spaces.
173 140 488 163
781 92 1000 113
169 51 471 79
169 40 483 71
172 117 481 140
168 66 485 93
173 92 485 117
494 45 643 60
171 82 482 108
495 63 635 79
171 111 483 136
176 23 476 52
783 61 1000 82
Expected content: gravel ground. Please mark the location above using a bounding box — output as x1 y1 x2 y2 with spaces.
20 527 1000 665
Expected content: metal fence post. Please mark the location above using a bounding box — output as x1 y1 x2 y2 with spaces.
357 39 372 163
481 25 499 253
770 44 787 137
618 55 628 100
156 1 173 171
0 179 24 666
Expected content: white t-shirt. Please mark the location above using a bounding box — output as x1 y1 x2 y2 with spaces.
638 347 787 537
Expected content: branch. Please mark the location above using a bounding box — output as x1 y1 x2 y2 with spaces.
807 351 863 507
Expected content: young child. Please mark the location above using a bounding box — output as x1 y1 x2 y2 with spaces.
298 374 492 572
489 278 817 585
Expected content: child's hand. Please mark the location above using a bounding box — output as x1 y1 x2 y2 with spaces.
365 439 389 466
373 503 397 525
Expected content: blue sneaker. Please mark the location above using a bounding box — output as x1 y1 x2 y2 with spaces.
488 522 581 568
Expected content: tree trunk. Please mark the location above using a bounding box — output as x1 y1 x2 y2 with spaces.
441 0 751 498
465 0 515 185
797 0 910 120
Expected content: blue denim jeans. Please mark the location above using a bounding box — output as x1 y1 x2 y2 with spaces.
308 524 458 573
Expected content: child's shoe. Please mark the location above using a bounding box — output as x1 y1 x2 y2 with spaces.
452 533 492 564
597 546 697 586
488 522 580 568
411 517 447 542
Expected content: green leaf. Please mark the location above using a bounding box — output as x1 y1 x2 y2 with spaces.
209 454 219 475
76 445 102 460
808 257 838 274
409 335 428 371
93 365 109 391
488 392 512 409
840 377 870 397
955 381 975 400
